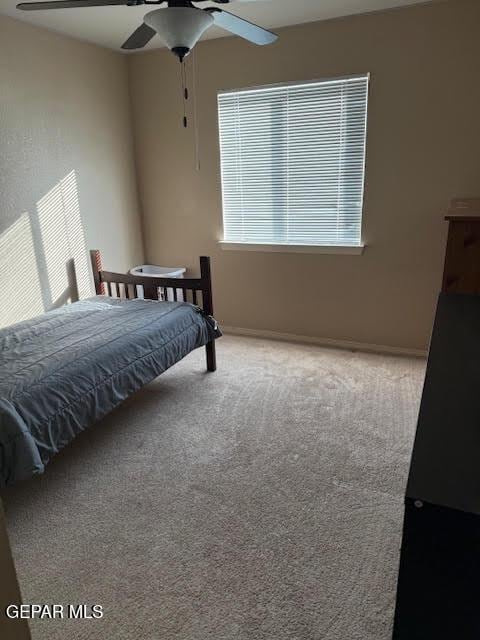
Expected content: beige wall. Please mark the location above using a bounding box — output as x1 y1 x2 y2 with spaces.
0 16 144 328
129 0 480 352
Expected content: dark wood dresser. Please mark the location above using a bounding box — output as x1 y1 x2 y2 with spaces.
443 198 480 294
392 199 480 639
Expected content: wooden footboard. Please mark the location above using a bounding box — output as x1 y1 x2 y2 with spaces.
89 250 217 372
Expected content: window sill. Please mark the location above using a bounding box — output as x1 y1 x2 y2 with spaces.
219 241 365 255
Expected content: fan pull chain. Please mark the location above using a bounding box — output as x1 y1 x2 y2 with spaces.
180 60 188 128
192 49 200 171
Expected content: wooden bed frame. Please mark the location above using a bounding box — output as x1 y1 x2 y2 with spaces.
89 249 217 372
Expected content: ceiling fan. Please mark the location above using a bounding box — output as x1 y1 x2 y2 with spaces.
16 0 279 61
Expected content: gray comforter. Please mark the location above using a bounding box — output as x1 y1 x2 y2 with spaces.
0 297 220 487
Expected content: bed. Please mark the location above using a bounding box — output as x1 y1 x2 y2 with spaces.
0 251 221 487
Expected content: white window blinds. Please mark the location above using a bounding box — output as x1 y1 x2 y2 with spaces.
217 75 369 247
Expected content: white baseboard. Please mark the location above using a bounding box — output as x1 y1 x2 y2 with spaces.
222 325 427 358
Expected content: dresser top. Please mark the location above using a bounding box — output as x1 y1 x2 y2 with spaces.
446 197 480 220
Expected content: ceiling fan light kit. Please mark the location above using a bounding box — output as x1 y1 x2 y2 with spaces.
16 0 278 56
144 7 214 62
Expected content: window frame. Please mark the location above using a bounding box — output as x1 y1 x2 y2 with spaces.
217 73 370 255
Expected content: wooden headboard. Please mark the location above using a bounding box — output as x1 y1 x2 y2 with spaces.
89 249 213 312
89 249 216 370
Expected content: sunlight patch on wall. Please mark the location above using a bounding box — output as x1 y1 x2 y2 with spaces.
36 170 92 305
0 171 92 329
0 213 44 329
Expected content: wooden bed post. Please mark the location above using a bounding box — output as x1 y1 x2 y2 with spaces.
200 256 216 372
90 249 104 295
89 249 217 372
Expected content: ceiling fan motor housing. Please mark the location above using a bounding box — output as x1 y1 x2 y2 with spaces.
144 7 214 61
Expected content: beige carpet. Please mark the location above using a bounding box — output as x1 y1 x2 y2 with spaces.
3 335 425 640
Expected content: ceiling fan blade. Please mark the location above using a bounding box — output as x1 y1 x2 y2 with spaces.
17 0 130 10
121 22 156 50
206 8 277 46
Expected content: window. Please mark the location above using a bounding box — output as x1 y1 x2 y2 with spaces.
217 75 369 251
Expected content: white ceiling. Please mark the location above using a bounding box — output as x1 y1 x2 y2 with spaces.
0 0 432 52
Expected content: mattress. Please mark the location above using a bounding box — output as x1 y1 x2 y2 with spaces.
0 297 220 487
